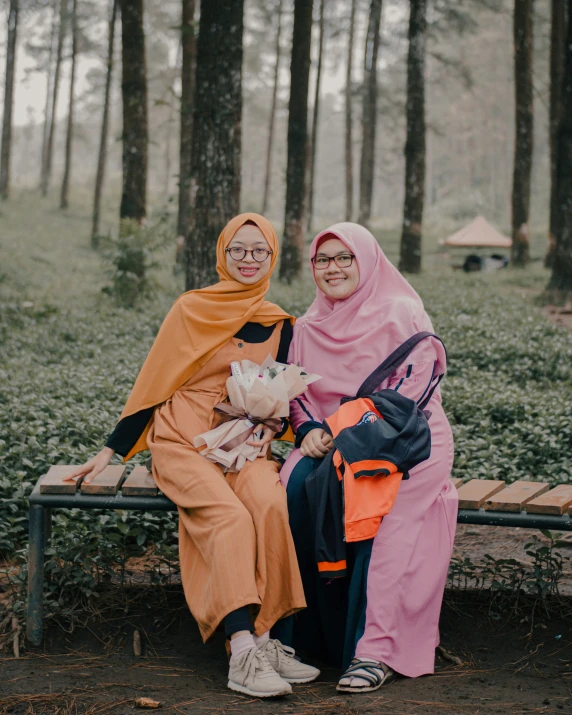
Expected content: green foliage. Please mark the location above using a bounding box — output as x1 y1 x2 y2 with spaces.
100 215 174 308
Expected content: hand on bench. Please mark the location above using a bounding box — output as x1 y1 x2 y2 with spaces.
62 446 115 486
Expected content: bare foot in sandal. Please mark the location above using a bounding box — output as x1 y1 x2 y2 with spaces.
336 658 395 693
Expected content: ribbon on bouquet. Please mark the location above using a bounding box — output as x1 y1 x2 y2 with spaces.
213 403 283 452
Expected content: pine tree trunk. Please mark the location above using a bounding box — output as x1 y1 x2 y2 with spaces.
177 0 197 241
185 0 243 290
0 0 19 200
92 0 118 245
279 0 313 283
60 0 78 210
119 0 148 222
511 0 534 267
42 0 66 197
306 0 325 233
357 0 382 228
546 0 567 268
398 0 427 275
40 1 58 191
546 0 572 300
345 0 357 222
261 0 283 216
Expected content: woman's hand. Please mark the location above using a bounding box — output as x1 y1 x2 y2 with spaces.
246 424 276 449
300 428 334 459
62 446 115 485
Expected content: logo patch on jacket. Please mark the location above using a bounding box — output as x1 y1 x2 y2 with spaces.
356 411 378 426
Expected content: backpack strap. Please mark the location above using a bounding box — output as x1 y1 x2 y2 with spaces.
356 332 446 399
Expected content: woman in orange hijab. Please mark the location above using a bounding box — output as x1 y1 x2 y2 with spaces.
65 214 318 698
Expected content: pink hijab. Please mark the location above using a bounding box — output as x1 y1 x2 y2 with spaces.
289 222 446 420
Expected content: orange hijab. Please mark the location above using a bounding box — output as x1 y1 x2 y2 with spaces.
120 213 293 460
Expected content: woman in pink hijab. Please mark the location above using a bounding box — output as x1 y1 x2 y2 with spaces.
278 223 457 693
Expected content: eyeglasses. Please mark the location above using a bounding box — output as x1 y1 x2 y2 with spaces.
312 254 355 270
226 247 273 262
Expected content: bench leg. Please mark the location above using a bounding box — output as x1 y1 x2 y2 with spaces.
27 504 46 646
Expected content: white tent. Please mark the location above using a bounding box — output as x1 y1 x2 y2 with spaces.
440 216 512 248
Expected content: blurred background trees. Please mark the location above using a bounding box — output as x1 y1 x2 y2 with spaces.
0 0 571 298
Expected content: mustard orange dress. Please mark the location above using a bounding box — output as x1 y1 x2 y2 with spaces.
147 322 306 642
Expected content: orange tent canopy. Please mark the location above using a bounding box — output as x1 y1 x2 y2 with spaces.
439 216 512 248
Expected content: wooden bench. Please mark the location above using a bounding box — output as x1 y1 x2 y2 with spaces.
26 467 572 647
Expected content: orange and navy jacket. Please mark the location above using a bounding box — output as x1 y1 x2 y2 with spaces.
305 390 433 579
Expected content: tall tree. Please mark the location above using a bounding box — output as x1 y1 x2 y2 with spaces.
399 0 427 274
185 0 244 289
511 0 534 267
120 0 148 222
546 0 572 300
306 0 325 233
345 0 357 222
546 0 567 268
177 0 197 241
40 1 58 191
0 0 19 200
92 0 118 244
261 0 283 216
60 0 78 210
357 0 383 228
279 0 313 283
42 0 67 197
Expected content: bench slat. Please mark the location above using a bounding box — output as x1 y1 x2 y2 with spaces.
122 466 158 497
450 478 463 489
456 479 505 509
485 481 550 512
525 485 572 515
40 465 81 494
80 465 127 495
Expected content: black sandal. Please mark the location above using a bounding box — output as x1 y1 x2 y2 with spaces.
336 658 395 693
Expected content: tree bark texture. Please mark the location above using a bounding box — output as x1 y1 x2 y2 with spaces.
345 0 357 222
60 0 78 210
306 0 325 233
279 0 313 283
42 0 66 197
547 0 572 298
0 0 19 200
40 1 58 191
511 0 534 267
357 0 382 228
177 0 197 240
399 0 427 275
92 0 118 244
261 0 283 216
185 0 243 290
120 0 148 222
546 0 567 268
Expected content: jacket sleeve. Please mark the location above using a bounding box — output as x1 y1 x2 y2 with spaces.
383 338 443 405
289 393 323 433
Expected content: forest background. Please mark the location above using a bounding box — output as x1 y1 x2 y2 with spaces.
1 0 572 668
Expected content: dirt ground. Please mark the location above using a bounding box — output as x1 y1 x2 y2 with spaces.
3 542 572 715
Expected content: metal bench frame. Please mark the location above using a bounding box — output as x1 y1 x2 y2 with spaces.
26 480 572 646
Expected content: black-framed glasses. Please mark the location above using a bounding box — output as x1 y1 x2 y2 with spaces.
226 247 273 262
312 254 355 270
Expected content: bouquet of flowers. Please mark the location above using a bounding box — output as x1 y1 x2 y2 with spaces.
193 355 321 472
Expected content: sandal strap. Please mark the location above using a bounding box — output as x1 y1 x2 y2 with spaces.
342 659 388 687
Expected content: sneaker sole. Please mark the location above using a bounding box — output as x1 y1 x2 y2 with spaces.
228 680 292 698
282 672 320 684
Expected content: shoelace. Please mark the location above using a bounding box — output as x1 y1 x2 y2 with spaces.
240 646 274 681
263 639 296 670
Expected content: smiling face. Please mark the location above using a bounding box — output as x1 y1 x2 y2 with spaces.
225 224 272 284
313 237 360 301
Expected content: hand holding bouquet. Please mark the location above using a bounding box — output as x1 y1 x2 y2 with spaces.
193 355 320 472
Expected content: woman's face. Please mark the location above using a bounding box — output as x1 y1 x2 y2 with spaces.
313 237 360 301
225 224 272 284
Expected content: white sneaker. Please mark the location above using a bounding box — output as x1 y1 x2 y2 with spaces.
258 638 320 684
228 646 292 698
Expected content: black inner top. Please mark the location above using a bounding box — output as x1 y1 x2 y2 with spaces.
106 320 293 457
